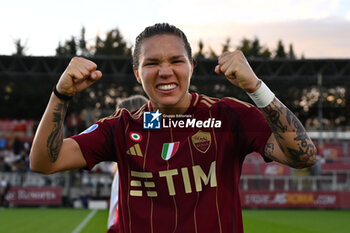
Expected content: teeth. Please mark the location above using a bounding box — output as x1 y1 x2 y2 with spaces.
157 84 177 90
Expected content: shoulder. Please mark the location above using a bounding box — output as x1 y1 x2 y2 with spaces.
195 93 254 110
194 94 264 125
197 94 219 108
98 104 147 123
121 103 147 120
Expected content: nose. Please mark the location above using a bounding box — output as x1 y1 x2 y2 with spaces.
158 64 173 78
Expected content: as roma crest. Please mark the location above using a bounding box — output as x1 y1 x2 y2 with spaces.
191 131 211 153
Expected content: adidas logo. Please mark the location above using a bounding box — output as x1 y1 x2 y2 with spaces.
126 144 143 157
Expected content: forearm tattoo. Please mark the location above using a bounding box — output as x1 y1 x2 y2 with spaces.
262 98 316 168
264 143 277 160
47 102 69 162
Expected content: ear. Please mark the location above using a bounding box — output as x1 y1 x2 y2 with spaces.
133 66 142 84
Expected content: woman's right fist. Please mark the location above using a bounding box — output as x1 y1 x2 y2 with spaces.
56 57 102 96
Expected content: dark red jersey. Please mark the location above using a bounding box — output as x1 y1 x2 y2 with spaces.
72 93 272 233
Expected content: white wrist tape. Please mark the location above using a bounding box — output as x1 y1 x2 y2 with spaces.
247 81 275 108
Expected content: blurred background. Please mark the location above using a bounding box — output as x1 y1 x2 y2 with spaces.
1 0 350 232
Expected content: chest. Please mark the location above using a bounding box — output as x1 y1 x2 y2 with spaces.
123 127 219 171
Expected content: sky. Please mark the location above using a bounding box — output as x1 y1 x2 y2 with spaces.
1 0 350 58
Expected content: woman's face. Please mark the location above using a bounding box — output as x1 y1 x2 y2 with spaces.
133 34 193 113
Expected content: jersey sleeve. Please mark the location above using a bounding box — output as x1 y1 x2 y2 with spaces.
71 116 123 170
240 106 272 162
222 98 272 162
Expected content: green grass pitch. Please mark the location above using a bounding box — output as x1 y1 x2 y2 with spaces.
0 208 349 233
0 208 108 233
242 209 350 233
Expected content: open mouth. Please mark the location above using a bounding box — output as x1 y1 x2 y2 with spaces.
156 83 178 91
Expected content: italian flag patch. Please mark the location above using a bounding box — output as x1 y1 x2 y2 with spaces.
161 142 180 160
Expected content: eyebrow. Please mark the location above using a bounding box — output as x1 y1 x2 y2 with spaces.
143 55 186 62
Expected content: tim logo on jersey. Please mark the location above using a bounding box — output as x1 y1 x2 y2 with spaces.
143 110 161 129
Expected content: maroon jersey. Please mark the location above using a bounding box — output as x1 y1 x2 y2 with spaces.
72 93 272 233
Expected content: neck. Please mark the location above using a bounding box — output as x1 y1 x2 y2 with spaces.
152 93 192 115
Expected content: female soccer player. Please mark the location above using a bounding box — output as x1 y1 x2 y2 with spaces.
30 23 316 233
107 95 148 232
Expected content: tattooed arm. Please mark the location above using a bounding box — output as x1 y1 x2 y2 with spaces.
262 98 316 168
29 94 87 174
214 50 316 168
29 57 102 174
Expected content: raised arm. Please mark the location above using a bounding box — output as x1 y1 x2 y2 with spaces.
215 50 316 168
29 57 102 174
260 97 316 168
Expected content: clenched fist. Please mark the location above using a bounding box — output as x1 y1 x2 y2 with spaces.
56 57 102 96
215 50 260 93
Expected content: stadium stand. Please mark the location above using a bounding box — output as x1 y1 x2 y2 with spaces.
1 56 350 208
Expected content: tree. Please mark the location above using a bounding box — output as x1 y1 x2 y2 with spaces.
79 27 89 56
67 37 77 55
94 28 131 56
251 37 261 58
56 36 77 56
55 26 132 56
236 37 271 58
208 46 217 58
13 39 27 56
260 48 272 58
288 44 296 59
194 39 205 59
275 40 286 58
55 42 65 55
221 38 231 53
237 38 252 57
